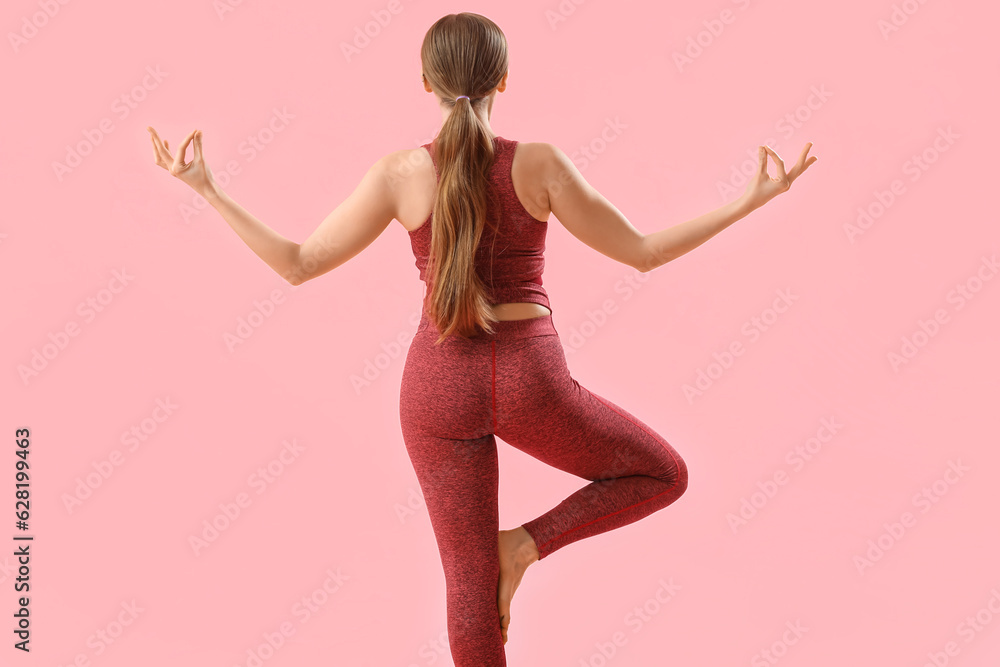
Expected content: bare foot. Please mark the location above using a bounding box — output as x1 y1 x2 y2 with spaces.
497 527 540 645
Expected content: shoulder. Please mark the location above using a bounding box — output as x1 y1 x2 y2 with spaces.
509 140 556 163
362 147 435 204
510 141 570 178
375 147 434 181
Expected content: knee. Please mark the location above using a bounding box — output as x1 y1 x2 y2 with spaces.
670 455 689 496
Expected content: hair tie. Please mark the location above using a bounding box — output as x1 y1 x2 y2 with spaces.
456 95 470 101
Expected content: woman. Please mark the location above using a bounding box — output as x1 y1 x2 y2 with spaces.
148 12 816 666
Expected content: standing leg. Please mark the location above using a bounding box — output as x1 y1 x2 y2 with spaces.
400 324 507 666
400 430 506 667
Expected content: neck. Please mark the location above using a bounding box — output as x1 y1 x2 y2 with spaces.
440 97 497 138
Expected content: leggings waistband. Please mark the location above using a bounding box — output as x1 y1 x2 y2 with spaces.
418 311 558 341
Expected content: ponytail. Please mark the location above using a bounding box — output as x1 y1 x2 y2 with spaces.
420 13 509 344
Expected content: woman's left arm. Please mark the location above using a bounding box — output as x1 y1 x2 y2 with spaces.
149 127 398 286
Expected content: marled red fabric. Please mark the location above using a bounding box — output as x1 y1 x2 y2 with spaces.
408 135 552 312
399 312 688 665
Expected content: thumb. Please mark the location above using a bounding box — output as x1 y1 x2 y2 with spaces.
757 145 767 176
193 130 204 161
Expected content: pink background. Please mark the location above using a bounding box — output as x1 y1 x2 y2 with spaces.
4 0 999 665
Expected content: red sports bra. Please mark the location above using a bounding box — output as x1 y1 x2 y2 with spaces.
408 135 551 313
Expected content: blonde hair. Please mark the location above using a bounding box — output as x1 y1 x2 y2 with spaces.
420 12 509 344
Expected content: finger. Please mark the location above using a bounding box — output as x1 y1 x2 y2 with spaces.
147 127 173 165
788 145 807 174
792 143 818 179
795 144 808 165
757 145 769 177
173 129 198 169
796 155 818 179
149 126 169 150
193 129 203 162
764 146 787 181
802 142 818 168
147 128 163 163
764 145 785 169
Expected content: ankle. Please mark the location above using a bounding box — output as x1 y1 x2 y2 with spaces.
517 528 540 564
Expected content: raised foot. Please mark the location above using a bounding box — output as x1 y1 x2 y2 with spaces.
497 527 540 645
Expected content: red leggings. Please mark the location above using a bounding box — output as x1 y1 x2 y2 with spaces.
399 311 688 666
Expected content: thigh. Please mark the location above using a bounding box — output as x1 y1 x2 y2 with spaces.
402 431 502 562
400 430 504 657
494 334 685 484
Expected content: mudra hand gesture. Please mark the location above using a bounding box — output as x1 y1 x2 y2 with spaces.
147 126 218 198
742 143 818 211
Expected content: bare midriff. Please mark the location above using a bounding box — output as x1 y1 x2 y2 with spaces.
491 302 552 321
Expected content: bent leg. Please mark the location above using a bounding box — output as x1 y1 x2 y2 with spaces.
495 334 689 561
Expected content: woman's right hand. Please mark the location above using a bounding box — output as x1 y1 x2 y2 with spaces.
741 143 817 212
148 127 219 199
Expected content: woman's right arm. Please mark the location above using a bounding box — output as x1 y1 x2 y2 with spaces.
543 142 816 273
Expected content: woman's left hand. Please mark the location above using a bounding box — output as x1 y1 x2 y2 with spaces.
147 126 218 197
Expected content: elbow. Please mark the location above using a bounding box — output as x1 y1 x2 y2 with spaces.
284 264 306 287
634 238 671 273
285 266 308 286
284 245 307 286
